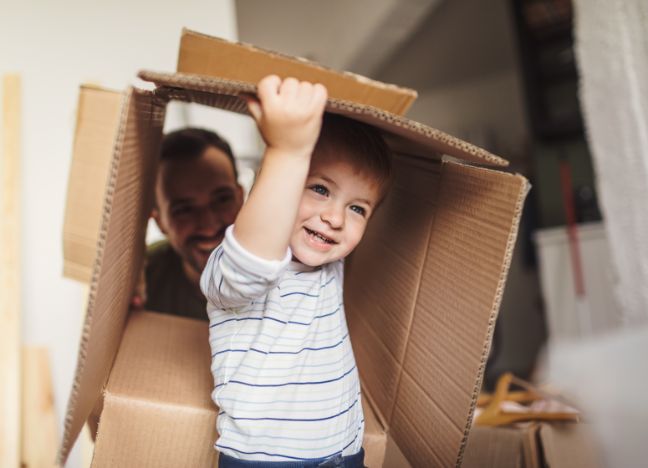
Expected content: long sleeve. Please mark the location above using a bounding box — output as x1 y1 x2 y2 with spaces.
200 225 292 309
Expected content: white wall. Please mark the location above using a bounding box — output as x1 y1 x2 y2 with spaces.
0 1 255 465
406 70 529 153
236 0 403 69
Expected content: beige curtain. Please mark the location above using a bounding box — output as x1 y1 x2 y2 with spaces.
573 0 648 325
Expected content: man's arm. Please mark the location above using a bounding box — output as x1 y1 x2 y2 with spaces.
233 75 327 260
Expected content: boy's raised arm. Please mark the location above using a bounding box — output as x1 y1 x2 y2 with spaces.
233 75 327 260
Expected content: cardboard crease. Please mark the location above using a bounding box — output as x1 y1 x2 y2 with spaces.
386 160 446 428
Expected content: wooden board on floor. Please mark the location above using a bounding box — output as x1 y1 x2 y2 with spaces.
21 347 58 468
1 74 22 468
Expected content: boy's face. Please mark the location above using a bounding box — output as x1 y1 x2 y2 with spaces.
290 149 381 267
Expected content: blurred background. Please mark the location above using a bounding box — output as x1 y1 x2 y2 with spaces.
1 0 646 466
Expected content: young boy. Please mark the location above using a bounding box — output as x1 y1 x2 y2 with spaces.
200 75 391 467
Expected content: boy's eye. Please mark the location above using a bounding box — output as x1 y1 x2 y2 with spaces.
310 184 329 196
350 205 366 216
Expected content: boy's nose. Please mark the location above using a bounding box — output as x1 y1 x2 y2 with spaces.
321 204 344 229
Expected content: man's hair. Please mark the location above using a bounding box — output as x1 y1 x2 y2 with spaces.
160 127 238 179
316 114 392 197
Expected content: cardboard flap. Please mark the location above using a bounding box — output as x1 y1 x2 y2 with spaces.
393 163 528 467
345 160 529 467
93 311 218 468
63 85 124 283
58 88 165 465
138 70 509 168
105 311 214 408
93 393 217 468
177 29 417 116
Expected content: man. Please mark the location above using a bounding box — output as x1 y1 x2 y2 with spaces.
143 127 244 320
88 127 244 438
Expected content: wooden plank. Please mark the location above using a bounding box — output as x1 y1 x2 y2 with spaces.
20 347 58 468
0 74 22 468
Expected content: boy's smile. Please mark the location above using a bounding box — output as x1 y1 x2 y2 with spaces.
290 152 381 267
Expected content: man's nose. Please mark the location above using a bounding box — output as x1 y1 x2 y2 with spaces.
321 203 344 229
195 206 221 232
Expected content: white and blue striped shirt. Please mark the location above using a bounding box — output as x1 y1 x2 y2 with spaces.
200 226 364 461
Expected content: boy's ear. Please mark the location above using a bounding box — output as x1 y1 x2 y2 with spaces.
151 208 167 235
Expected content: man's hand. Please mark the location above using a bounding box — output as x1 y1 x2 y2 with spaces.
247 75 328 157
130 258 147 310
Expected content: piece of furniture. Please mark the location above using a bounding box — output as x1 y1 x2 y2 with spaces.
534 222 621 340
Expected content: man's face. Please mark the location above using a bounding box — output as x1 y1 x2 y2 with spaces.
153 146 243 281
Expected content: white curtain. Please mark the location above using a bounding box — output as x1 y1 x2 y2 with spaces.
548 5 648 466
573 0 648 325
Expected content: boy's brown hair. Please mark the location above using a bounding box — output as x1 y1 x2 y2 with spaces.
315 114 392 200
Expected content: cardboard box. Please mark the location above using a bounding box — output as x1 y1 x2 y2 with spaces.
89 310 411 467
58 34 528 467
462 423 602 468
462 425 535 468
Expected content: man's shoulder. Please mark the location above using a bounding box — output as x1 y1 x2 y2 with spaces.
146 239 182 278
147 239 176 262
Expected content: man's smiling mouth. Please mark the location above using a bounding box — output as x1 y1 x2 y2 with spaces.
195 240 220 253
191 228 227 253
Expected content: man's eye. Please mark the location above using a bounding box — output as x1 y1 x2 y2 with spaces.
350 205 366 216
171 206 193 216
310 184 328 196
213 194 234 206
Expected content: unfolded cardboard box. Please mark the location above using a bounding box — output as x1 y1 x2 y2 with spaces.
59 32 529 467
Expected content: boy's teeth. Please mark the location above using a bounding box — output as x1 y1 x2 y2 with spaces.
307 228 332 244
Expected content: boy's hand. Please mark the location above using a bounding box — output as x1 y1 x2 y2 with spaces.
246 75 328 156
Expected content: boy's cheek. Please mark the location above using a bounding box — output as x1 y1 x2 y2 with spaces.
347 227 368 253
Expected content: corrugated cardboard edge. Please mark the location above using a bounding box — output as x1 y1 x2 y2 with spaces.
56 89 133 466
454 173 531 468
179 28 418 114
137 70 509 168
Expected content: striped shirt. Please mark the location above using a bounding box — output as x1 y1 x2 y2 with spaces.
200 226 364 461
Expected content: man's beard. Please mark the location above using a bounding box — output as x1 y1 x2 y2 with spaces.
182 228 228 276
